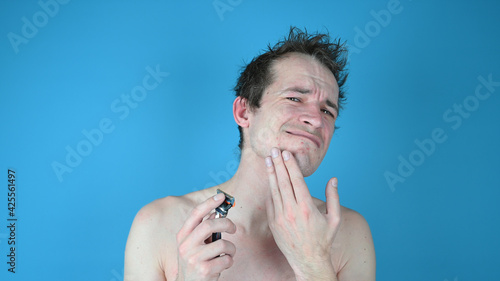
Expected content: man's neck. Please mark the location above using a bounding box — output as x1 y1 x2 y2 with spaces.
217 149 274 238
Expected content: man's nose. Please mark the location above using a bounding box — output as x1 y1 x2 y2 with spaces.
298 104 323 128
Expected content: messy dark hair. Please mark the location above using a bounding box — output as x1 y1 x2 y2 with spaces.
234 26 349 150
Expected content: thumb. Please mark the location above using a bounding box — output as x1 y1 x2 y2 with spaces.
325 177 341 224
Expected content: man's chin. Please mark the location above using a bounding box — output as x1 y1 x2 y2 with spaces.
292 152 320 177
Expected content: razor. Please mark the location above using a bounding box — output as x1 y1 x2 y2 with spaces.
211 189 235 242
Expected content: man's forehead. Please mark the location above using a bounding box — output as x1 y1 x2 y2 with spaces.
270 53 339 99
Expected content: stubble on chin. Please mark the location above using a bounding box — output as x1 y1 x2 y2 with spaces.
290 150 320 177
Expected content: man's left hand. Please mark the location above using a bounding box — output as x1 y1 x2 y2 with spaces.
265 147 341 281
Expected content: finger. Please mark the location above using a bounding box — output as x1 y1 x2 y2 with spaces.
325 177 341 225
207 212 217 220
199 239 237 261
203 212 218 243
270 147 296 205
282 150 314 206
206 254 234 275
191 218 237 243
177 194 226 240
265 194 275 221
189 253 234 278
265 155 283 214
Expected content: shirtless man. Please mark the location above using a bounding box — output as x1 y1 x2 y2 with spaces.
124 27 376 281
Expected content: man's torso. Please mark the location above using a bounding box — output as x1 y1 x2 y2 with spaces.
152 188 350 280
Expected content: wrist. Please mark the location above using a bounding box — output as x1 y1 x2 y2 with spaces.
294 260 338 281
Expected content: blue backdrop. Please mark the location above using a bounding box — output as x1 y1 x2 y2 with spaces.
1 0 499 280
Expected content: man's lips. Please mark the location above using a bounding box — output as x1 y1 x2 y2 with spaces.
286 130 321 147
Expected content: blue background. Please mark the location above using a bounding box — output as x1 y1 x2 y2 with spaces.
1 0 499 280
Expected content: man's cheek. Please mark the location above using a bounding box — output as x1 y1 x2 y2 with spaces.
258 125 275 143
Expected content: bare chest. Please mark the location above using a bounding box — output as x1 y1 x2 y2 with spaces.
218 239 296 281
163 235 297 280
164 234 344 281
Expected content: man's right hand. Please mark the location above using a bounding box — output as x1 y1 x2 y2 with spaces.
175 193 237 281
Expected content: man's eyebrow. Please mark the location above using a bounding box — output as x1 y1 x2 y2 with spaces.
326 99 339 115
285 87 339 115
286 87 311 94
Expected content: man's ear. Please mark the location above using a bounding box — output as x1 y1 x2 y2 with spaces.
233 96 250 128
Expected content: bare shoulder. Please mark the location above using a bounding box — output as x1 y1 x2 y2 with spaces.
311 198 375 280
312 197 372 235
136 195 195 226
339 206 372 239
124 193 205 281
336 206 376 281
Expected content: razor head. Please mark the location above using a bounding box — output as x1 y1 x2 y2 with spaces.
214 189 235 217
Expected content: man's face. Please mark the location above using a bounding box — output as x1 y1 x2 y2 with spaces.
246 52 339 177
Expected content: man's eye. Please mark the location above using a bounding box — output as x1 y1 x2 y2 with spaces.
322 109 335 118
287 97 300 102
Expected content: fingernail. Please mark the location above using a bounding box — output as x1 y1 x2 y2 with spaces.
331 178 338 187
213 193 224 201
265 157 273 167
271 147 279 158
283 151 290 161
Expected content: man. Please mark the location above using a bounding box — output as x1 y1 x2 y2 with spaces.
125 27 376 281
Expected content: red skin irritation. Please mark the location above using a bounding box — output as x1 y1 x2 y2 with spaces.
300 141 311 151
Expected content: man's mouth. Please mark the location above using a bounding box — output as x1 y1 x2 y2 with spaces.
286 130 321 147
